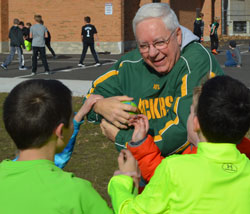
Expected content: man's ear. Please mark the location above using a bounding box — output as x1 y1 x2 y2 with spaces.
176 27 182 46
193 115 200 132
54 123 64 139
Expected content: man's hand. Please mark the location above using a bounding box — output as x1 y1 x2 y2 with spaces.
94 96 137 129
129 114 149 142
100 119 119 142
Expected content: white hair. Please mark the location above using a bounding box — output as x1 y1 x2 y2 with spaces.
132 3 180 36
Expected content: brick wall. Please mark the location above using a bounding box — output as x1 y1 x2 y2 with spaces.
6 0 122 42
0 0 221 53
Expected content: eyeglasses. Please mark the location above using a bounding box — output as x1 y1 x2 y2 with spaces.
137 30 175 53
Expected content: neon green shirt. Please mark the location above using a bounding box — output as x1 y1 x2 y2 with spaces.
0 159 113 214
108 143 250 214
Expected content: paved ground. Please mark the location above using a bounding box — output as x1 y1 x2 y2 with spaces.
0 42 249 96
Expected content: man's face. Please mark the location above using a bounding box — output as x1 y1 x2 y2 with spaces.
136 18 182 75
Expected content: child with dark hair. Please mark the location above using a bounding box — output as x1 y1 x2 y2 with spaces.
41 20 57 59
1 18 28 71
225 40 242 67
78 16 100 67
0 79 112 214
108 75 250 214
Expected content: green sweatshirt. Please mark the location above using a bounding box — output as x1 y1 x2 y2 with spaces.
0 159 112 214
108 143 250 214
85 41 223 156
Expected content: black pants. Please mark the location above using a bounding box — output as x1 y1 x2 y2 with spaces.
45 41 56 57
79 42 99 64
210 34 219 50
32 46 50 73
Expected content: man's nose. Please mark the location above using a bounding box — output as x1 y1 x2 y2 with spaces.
148 44 159 57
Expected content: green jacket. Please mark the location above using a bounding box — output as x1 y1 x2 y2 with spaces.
0 159 112 214
108 143 250 214
85 41 223 156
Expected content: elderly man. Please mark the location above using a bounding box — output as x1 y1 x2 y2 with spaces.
84 3 223 157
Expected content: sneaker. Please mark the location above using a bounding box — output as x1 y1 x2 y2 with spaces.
53 55 58 59
45 71 51 75
211 49 218 55
31 72 36 76
94 63 101 67
19 66 28 71
78 63 85 67
1 64 7 70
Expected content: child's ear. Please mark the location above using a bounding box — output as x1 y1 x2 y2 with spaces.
193 115 200 132
54 123 64 139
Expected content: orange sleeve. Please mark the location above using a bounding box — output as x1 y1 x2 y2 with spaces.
127 135 164 182
237 137 250 159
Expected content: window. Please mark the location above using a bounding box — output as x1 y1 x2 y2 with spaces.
233 21 246 33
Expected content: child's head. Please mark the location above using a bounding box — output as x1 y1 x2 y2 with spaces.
13 18 19 25
3 79 73 150
18 21 24 29
26 22 32 27
229 40 236 49
84 16 91 23
197 75 250 144
34 14 42 24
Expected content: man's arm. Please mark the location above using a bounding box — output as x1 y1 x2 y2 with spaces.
83 55 137 127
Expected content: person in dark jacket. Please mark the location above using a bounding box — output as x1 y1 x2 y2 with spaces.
224 40 242 67
193 13 204 42
25 22 32 42
41 20 57 59
1 18 28 71
78 16 100 67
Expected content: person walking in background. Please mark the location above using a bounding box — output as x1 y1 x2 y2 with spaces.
30 15 50 75
41 20 57 59
17 21 28 64
193 12 204 42
25 23 32 42
225 40 242 68
1 18 27 71
19 21 29 41
210 17 220 55
78 16 100 67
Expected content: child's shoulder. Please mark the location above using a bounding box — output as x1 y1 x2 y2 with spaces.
162 153 200 169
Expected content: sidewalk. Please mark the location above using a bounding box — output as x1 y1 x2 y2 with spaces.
0 78 92 97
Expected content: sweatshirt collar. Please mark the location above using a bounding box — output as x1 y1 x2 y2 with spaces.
197 142 242 163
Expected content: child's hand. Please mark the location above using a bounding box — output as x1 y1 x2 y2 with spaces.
74 94 103 122
129 114 149 142
118 150 137 173
115 149 140 188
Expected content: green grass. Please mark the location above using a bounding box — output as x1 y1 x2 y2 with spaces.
0 93 250 206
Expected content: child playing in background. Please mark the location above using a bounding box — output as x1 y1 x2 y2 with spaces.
225 40 242 67
0 79 112 214
108 75 250 214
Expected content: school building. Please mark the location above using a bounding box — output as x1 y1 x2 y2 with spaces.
0 0 248 54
